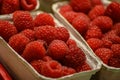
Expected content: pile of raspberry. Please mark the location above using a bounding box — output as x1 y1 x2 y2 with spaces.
0 11 91 78
60 0 120 68
0 0 37 15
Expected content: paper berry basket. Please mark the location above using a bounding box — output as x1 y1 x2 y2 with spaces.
0 11 101 80
52 1 120 80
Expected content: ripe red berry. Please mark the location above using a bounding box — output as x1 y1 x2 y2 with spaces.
20 0 37 11
0 20 17 42
88 5 105 20
102 39 112 48
34 13 55 27
59 4 73 15
20 29 35 41
105 2 120 22
40 60 62 78
34 26 56 44
48 40 69 60
9 34 30 54
91 16 113 32
42 56 53 62
111 44 120 57
108 57 120 68
66 39 77 48
0 0 20 14
95 48 113 64
72 14 90 35
75 62 91 72
85 26 103 40
22 41 46 62
87 38 103 51
13 11 34 32
56 27 70 42
70 0 92 13
90 0 103 7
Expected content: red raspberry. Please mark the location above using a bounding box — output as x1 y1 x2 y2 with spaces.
85 26 103 40
72 14 90 35
56 27 70 42
62 11 80 24
112 23 120 35
102 30 120 44
88 5 105 20
42 56 53 62
20 0 37 11
102 39 112 48
95 48 113 64
21 41 46 62
105 2 120 22
34 13 55 27
91 16 113 32
64 45 86 68
34 26 56 44
0 20 17 42
59 4 73 15
75 62 91 72
9 34 30 54
108 57 120 68
48 40 69 60
31 60 44 74
90 0 103 7
0 0 20 14
111 44 120 57
40 60 62 78
20 29 35 41
87 38 103 51
70 0 92 13
61 66 76 76
66 39 77 48
13 11 34 32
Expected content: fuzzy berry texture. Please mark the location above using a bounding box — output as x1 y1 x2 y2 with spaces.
13 11 34 32
0 20 17 42
108 57 120 68
21 41 46 62
9 34 30 54
95 48 113 64
0 0 20 14
70 0 92 13
111 44 120 57
20 0 37 11
47 40 69 60
90 0 103 7
34 13 55 27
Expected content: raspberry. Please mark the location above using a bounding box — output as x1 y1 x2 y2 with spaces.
59 4 73 15
90 0 103 6
61 66 76 76
20 29 35 41
9 34 30 54
42 56 53 62
102 39 112 48
91 16 113 32
111 44 120 57
87 38 103 51
105 2 120 22
70 0 92 13
75 62 91 72
0 20 17 42
66 39 77 48
20 0 37 11
34 26 56 44
13 11 34 32
31 60 44 74
112 23 120 34
62 11 79 24
21 41 46 62
72 14 90 35
34 13 55 27
0 0 20 14
47 40 69 60
95 48 113 64
108 57 120 68
56 27 70 42
85 26 103 40
102 30 120 44
40 60 62 78
64 45 86 68
88 5 105 20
